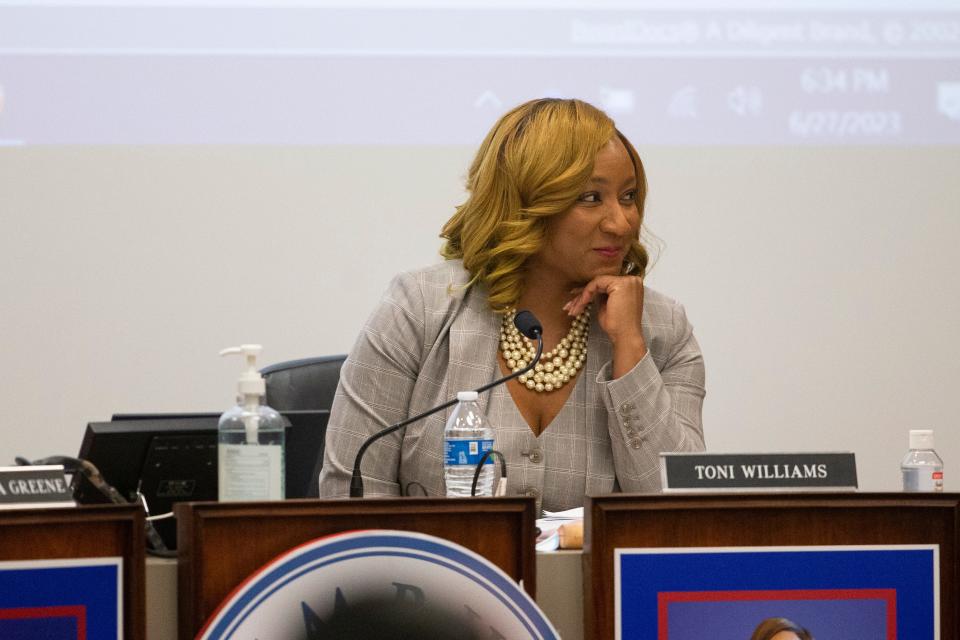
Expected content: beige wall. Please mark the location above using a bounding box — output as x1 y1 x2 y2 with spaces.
2 145 958 490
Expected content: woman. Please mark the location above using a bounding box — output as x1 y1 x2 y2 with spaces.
318 98 705 510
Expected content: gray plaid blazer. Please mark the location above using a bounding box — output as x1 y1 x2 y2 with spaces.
318 260 705 507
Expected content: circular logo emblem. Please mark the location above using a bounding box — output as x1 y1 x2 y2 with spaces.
198 529 558 639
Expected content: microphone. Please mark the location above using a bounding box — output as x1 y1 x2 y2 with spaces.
512 310 542 344
18 455 170 553
349 310 543 498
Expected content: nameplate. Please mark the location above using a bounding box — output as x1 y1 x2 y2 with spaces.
660 453 858 491
0 466 75 508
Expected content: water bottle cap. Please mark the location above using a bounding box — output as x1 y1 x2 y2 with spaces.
456 391 479 402
909 429 934 450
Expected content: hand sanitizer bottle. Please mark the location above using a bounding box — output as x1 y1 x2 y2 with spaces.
218 344 285 501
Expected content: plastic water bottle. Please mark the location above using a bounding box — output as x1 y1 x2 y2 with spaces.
443 391 495 497
901 429 944 492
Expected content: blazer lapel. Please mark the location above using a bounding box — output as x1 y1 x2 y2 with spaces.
445 284 501 415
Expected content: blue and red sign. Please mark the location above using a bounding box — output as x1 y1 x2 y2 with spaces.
616 545 938 640
0 558 122 640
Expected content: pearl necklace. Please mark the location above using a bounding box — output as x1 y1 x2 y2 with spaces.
499 305 590 393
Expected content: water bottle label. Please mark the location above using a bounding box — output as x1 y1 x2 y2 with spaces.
902 468 944 492
444 439 494 466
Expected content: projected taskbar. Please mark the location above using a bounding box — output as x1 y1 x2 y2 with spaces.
0 6 958 145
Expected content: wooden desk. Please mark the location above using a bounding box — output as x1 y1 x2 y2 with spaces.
0 504 146 640
175 497 538 638
585 492 960 639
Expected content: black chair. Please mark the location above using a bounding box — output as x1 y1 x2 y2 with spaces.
261 354 347 412
261 354 346 497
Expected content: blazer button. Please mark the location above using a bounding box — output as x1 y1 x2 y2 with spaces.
525 488 540 498
528 450 543 464
628 438 642 449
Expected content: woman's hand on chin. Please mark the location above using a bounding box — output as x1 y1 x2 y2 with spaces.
563 275 647 378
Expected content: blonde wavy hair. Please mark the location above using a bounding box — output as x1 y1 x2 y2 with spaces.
440 98 649 312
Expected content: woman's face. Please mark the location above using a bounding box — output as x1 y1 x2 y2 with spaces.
528 137 640 289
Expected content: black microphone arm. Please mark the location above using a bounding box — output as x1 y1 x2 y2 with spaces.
349 310 543 498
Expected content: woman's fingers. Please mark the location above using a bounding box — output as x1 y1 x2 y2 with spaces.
564 276 623 316
565 275 645 345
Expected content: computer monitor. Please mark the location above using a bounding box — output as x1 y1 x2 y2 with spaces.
74 410 328 550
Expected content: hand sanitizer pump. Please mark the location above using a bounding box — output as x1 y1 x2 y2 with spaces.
218 344 285 501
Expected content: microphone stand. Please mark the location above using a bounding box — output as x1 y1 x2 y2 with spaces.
349 313 543 498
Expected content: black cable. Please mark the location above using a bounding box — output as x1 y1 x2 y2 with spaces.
470 449 507 497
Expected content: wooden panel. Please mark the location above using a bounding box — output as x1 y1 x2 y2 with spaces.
0 504 145 640
176 496 537 638
584 492 960 640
